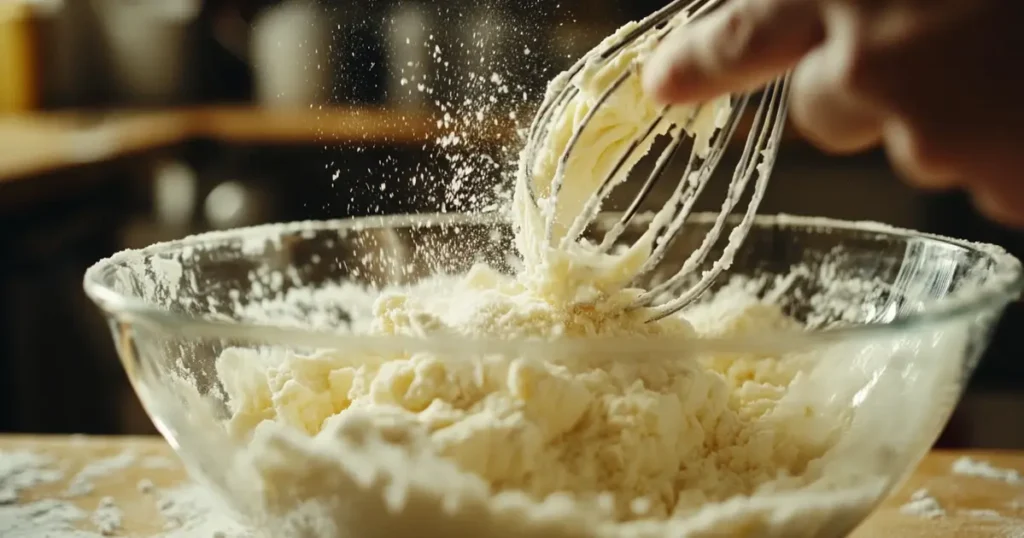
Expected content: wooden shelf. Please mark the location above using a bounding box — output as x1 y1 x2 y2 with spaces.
0 105 518 184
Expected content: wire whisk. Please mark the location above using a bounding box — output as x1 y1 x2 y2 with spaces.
519 0 790 321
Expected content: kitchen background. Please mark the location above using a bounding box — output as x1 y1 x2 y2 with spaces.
0 0 1021 446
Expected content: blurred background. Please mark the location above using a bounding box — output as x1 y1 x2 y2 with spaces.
0 0 1021 447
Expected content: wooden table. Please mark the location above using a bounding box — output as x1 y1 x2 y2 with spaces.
2 436 1023 537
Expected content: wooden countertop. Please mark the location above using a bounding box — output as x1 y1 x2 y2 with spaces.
1 435 1022 537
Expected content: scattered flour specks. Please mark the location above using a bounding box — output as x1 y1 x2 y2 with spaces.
900 489 946 519
0 451 63 504
960 509 1003 520
952 457 1023 485
91 496 122 535
155 483 249 538
1 448 248 538
0 499 102 538
66 451 138 498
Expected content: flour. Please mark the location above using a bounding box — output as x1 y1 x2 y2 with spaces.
900 489 945 519
0 499 102 538
155 483 248 538
961 508 1003 519
0 450 98 537
65 451 138 498
1 447 248 538
91 496 122 535
952 457 1023 484
0 451 63 504
176 253 966 538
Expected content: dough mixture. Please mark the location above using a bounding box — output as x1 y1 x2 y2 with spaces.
194 12 952 538
513 15 729 302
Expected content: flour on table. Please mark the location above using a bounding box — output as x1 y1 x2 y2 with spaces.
952 457 1023 484
0 451 63 504
91 496 122 535
65 451 137 498
155 483 248 538
900 489 946 519
960 508 1003 519
0 499 103 538
0 450 101 537
1 447 248 538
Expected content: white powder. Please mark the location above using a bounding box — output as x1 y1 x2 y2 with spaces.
900 489 945 519
65 451 137 498
155 484 248 538
0 450 101 537
179 261 965 538
1 447 249 537
0 499 102 538
961 508 1002 519
952 457 1023 484
91 496 122 535
0 451 63 504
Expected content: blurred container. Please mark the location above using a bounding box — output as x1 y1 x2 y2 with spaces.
31 0 104 108
251 0 331 108
0 0 40 112
94 0 200 106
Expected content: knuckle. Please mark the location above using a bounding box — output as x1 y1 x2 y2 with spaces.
835 45 876 97
885 122 959 188
972 188 1024 228
899 129 949 172
710 2 761 66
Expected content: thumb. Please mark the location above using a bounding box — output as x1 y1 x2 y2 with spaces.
643 0 823 105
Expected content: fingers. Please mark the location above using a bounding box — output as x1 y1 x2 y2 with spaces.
642 0 823 105
970 187 1024 228
787 43 884 154
881 121 960 190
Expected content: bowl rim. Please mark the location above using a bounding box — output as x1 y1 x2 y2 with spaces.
83 211 1024 351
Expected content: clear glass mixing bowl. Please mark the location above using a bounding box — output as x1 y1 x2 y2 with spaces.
83 212 1022 538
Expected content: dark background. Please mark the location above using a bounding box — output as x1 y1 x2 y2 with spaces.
0 0 1020 447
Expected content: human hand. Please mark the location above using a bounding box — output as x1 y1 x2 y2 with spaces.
642 0 1024 226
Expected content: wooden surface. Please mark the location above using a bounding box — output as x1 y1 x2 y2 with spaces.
2 435 1023 537
0 106 516 185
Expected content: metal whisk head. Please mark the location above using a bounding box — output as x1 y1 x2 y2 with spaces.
520 0 791 321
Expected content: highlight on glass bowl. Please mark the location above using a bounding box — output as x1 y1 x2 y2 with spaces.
83 212 1022 538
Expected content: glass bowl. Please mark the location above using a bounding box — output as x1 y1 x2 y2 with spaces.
83 212 1022 538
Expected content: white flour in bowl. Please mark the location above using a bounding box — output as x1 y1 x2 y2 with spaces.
183 266 963 538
